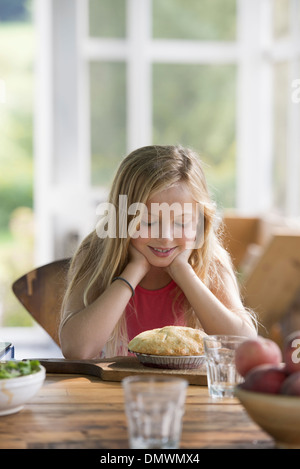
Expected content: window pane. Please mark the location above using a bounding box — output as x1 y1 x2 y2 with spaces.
90 62 126 187
89 0 126 38
0 10 34 326
273 0 290 39
153 0 236 41
272 62 289 212
153 64 237 208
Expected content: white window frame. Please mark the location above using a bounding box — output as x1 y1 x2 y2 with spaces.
34 0 300 265
237 0 300 216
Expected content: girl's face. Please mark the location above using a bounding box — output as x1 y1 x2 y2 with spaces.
130 182 200 267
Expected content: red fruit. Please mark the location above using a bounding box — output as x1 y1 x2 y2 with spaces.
283 330 300 374
235 337 282 377
280 372 300 396
241 364 288 394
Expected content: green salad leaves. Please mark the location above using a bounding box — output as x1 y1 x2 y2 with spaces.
0 360 41 379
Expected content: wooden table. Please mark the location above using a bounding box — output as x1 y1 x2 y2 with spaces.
0 372 274 451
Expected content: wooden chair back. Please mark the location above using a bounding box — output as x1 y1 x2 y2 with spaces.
12 258 70 346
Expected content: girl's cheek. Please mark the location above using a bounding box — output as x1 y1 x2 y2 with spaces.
129 222 151 240
177 225 197 241
180 227 198 250
137 226 148 239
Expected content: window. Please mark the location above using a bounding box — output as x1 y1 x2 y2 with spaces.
0 0 62 357
90 61 127 186
271 0 300 216
152 63 237 208
34 0 300 265
0 0 35 327
86 0 237 209
152 0 236 40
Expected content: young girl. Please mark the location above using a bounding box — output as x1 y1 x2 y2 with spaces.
59 145 257 359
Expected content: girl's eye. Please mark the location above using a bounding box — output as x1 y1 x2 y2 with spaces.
141 220 192 227
175 220 192 227
141 220 156 227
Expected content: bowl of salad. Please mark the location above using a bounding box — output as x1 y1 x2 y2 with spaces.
0 360 45 416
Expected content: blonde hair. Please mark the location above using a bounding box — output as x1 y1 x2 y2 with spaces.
60 145 244 356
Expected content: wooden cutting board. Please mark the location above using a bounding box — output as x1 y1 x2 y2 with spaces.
39 357 207 386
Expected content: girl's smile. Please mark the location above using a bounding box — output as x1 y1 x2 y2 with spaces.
148 245 178 257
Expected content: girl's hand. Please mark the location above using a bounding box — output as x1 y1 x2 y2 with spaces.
165 248 193 279
128 243 151 275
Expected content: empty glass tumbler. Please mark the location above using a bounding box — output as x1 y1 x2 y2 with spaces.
204 335 247 398
122 375 188 449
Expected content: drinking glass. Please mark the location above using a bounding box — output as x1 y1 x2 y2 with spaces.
204 335 247 398
122 375 188 449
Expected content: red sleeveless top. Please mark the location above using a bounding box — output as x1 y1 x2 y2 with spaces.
125 280 186 341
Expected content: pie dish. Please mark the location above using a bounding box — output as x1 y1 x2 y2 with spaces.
133 352 206 369
128 326 207 369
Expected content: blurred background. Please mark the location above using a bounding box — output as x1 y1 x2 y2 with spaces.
0 0 299 357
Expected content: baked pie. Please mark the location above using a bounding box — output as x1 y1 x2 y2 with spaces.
128 325 207 356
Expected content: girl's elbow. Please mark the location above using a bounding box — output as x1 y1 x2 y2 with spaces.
246 326 258 339
60 342 97 360
60 331 103 359
59 330 92 359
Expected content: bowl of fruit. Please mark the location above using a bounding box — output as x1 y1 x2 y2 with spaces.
234 331 300 449
0 360 45 416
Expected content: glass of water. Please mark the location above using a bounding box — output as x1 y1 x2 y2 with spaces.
204 335 247 398
122 376 188 449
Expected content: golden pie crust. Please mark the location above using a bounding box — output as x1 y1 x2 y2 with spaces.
128 325 207 356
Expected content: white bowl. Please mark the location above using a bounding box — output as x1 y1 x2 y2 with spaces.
0 365 46 416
